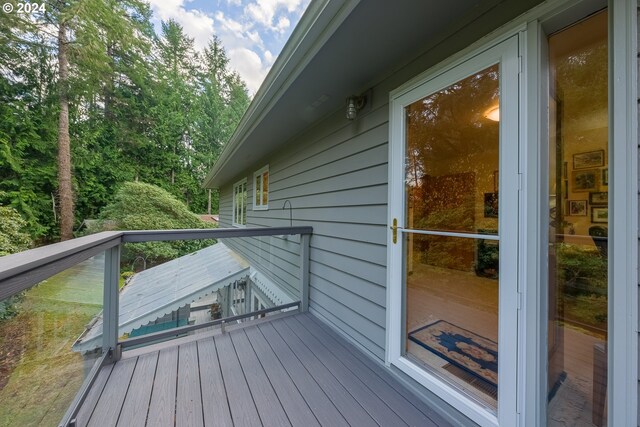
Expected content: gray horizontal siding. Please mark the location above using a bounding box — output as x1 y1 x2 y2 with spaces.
216 1 553 363
218 99 391 358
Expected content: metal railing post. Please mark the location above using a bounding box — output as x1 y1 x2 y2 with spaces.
102 245 120 359
244 280 252 315
300 234 310 312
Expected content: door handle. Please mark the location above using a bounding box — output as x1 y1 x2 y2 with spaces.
391 218 399 244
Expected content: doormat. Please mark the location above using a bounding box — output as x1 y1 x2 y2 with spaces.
409 320 498 390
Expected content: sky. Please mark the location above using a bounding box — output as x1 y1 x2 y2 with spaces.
146 0 311 95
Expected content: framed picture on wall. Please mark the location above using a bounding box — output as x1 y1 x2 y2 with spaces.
573 150 604 169
602 168 608 186
571 169 599 192
483 192 499 218
589 192 608 205
567 200 587 216
591 207 608 223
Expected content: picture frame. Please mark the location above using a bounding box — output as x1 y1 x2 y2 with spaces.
602 168 608 186
571 169 599 192
567 200 588 216
589 192 608 205
591 207 608 224
573 150 604 169
483 192 499 218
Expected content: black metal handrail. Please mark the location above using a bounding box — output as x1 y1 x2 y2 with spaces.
0 226 312 301
120 301 300 349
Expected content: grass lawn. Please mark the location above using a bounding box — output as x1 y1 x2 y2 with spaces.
0 255 104 427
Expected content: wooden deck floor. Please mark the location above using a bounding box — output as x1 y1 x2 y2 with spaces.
74 312 452 427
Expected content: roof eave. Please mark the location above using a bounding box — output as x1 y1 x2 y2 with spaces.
203 0 360 189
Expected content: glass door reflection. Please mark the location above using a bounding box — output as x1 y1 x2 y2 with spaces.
403 64 500 410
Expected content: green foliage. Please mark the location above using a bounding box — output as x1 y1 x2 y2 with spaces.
556 243 608 329
556 243 607 296
0 9 249 242
0 205 32 256
95 182 216 267
0 206 31 320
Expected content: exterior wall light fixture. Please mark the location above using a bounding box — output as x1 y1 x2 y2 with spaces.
346 95 367 120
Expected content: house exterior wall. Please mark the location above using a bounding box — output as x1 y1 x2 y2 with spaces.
219 2 640 404
213 0 639 424
219 108 390 359
217 3 550 363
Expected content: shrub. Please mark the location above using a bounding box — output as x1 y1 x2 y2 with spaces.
0 206 32 256
0 206 31 320
93 182 215 267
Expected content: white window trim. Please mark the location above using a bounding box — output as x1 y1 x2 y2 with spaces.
608 1 638 426
253 165 269 211
232 178 247 227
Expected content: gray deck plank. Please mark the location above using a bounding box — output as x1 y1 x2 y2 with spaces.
146 346 178 427
298 314 444 427
256 322 349 427
304 313 453 426
197 338 234 427
214 332 262 427
277 316 407 426
87 357 137 427
117 352 158 426
270 318 380 427
75 362 114 427
80 312 453 427
176 341 204 427
243 326 320 427
229 329 292 427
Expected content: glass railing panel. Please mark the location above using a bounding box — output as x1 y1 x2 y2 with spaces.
116 235 301 349
0 253 105 426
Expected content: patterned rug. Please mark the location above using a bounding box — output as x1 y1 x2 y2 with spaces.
409 320 498 389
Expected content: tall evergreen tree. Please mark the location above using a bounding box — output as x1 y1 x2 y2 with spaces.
0 9 250 243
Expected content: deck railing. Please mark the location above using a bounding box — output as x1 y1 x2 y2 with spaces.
0 226 312 427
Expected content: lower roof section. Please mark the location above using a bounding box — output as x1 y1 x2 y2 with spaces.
73 242 249 352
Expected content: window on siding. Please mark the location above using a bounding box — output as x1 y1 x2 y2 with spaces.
232 179 247 226
253 165 269 210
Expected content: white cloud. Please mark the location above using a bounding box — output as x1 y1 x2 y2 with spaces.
147 0 214 50
275 16 290 33
246 0 303 27
145 0 310 95
264 50 274 65
214 10 246 35
228 48 267 93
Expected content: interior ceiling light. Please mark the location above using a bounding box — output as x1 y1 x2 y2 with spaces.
484 106 500 122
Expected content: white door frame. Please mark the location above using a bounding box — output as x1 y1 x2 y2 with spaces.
385 1 637 426
387 36 520 427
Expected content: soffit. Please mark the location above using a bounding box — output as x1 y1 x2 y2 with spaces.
205 0 542 188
